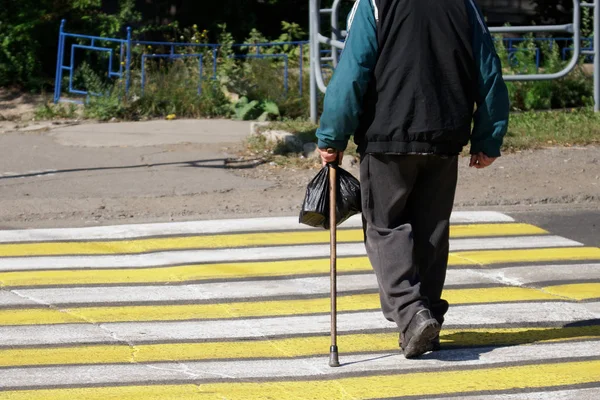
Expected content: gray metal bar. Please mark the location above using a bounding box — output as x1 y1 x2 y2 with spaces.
331 0 342 67
594 0 599 112
503 0 581 81
489 24 574 34
309 0 592 119
312 1 329 94
318 34 345 50
310 0 319 123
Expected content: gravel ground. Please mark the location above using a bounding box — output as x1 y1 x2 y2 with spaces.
0 121 598 229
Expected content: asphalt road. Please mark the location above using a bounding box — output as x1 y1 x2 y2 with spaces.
0 211 598 399
513 209 600 247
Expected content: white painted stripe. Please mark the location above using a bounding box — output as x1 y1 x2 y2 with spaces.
0 291 39 307
0 302 596 347
4 270 495 307
3 263 597 307
0 212 514 243
1 341 599 389
478 263 600 287
584 302 600 315
0 236 577 272
429 388 600 400
8 275 380 306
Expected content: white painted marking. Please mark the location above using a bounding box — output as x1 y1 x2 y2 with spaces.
429 388 600 400
2 264 597 307
8 274 380 306
480 264 600 287
0 212 514 243
0 302 595 347
0 291 39 307
0 236 577 272
3 270 496 307
0 341 598 389
584 301 600 315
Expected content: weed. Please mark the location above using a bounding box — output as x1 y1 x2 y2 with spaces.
34 102 79 120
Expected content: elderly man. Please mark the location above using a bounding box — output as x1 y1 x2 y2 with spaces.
316 0 510 358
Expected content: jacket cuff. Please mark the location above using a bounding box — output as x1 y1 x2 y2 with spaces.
470 137 503 157
317 138 349 151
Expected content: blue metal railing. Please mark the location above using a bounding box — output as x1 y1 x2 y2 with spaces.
54 20 310 103
54 19 593 104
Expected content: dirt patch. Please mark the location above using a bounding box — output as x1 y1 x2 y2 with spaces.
231 145 600 209
0 122 598 229
0 88 45 121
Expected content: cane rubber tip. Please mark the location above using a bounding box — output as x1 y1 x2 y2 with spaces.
329 346 340 367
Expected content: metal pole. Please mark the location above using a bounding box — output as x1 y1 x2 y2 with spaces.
126 27 132 96
54 20 66 103
594 0 600 111
284 56 289 95
309 0 318 123
199 55 204 95
299 44 304 97
141 56 146 95
331 0 342 68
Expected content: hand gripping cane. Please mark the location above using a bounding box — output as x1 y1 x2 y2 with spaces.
327 148 340 367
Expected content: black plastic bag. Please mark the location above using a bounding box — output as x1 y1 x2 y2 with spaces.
299 165 361 229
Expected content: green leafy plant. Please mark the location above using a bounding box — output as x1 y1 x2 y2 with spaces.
233 96 280 121
34 102 79 120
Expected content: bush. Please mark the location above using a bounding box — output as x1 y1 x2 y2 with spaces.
495 34 594 111
0 0 140 90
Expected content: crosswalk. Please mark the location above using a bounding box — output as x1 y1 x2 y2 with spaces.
0 211 598 399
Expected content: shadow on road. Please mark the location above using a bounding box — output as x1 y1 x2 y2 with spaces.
0 157 267 180
421 319 600 362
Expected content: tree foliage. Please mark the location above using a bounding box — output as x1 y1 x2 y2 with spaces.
0 0 318 89
0 0 139 88
531 0 572 24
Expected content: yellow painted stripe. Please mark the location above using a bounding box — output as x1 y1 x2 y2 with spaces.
543 283 600 301
0 326 598 368
454 247 600 265
0 285 588 326
0 223 547 257
0 360 598 399
1 247 598 288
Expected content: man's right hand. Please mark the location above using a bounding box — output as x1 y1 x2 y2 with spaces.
318 148 344 167
469 152 497 169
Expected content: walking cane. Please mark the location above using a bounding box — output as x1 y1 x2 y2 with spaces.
327 148 340 367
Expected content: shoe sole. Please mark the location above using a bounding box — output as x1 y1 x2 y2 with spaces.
403 321 440 359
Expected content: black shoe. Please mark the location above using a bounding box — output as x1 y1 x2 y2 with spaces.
400 309 441 359
431 334 441 351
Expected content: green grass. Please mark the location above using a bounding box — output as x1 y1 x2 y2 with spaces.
34 102 79 120
248 108 599 166
505 108 600 150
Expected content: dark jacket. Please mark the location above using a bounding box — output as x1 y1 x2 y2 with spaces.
316 0 510 157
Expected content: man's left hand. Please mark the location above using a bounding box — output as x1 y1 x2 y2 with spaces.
469 152 497 169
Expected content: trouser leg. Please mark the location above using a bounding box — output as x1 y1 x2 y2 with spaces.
407 156 458 325
360 154 427 332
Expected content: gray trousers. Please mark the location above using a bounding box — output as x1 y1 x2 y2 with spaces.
360 153 458 332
